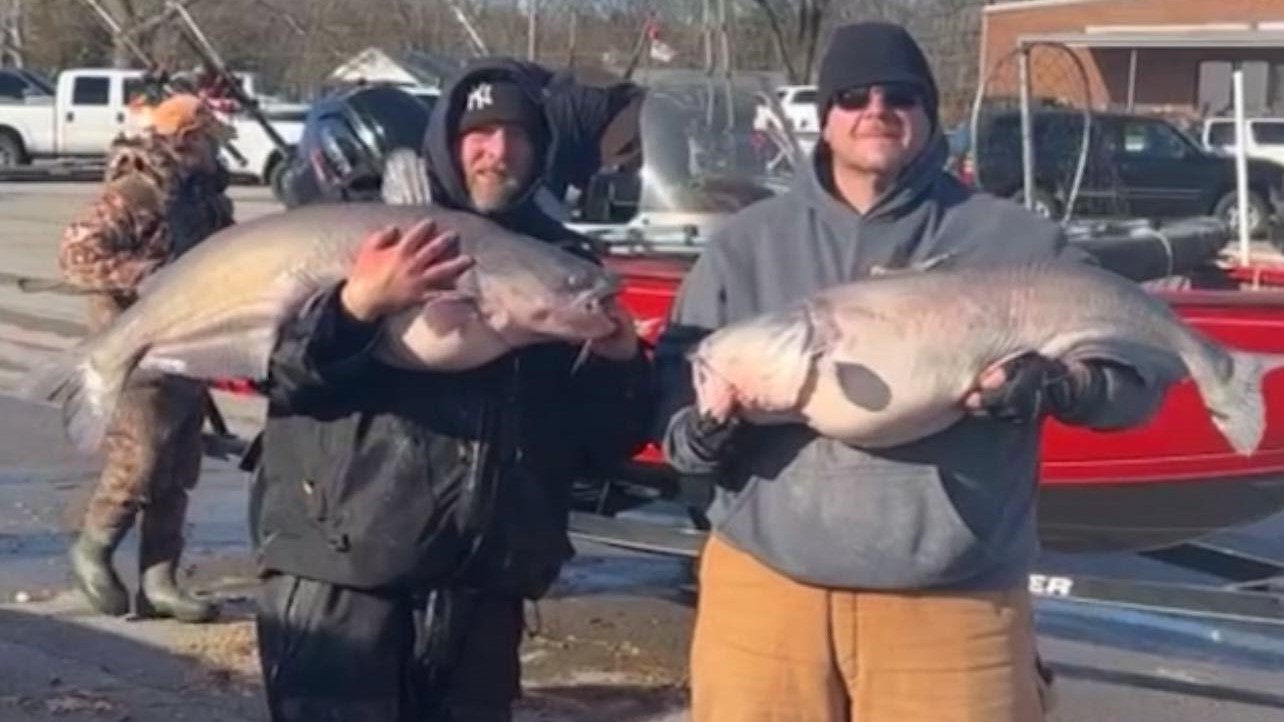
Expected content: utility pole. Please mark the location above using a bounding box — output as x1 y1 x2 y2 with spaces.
1 0 21 68
718 0 734 127
526 0 538 61
703 0 715 126
443 0 489 57
566 9 578 68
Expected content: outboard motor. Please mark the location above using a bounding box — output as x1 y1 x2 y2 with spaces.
280 84 434 207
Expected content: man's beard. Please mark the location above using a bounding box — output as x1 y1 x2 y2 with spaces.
466 168 525 211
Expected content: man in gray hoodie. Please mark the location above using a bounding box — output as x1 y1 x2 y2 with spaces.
656 21 1172 722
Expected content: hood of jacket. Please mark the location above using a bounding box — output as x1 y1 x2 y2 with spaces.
422 57 574 241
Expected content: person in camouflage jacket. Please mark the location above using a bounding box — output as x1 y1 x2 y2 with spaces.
60 93 235 623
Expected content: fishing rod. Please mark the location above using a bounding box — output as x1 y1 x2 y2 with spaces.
77 0 250 166
165 0 292 155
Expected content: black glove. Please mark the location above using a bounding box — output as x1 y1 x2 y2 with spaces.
687 411 743 464
972 352 1100 424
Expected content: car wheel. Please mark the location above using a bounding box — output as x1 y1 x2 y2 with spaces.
267 155 292 204
1213 190 1271 238
0 133 27 168
1011 188 1061 220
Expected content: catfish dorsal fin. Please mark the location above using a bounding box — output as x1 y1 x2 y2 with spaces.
381 148 434 206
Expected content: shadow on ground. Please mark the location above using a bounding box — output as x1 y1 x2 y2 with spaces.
0 605 264 721
0 599 691 722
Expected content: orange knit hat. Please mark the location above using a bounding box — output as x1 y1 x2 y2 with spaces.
149 93 233 140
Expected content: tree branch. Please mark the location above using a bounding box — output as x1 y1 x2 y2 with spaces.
748 0 799 83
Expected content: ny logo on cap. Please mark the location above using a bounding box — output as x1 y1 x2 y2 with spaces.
466 83 493 111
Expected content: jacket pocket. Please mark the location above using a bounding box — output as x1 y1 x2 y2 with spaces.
721 438 996 589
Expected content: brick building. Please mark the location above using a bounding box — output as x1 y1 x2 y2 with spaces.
980 0 1284 120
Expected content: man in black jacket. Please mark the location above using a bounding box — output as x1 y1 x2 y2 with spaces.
249 58 653 722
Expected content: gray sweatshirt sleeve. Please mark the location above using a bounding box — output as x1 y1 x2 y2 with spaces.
654 244 738 475
1054 233 1174 430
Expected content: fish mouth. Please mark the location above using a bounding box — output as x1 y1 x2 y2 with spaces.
533 289 620 344
565 292 624 374
572 289 622 338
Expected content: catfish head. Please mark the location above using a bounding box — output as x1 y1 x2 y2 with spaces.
689 306 821 420
470 238 621 345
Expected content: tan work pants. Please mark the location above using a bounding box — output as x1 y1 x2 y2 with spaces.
690 534 1045 722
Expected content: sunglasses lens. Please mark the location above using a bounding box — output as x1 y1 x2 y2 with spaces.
884 86 921 109
835 88 871 110
835 84 921 111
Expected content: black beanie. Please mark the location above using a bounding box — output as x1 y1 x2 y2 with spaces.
816 22 939 126
458 79 544 136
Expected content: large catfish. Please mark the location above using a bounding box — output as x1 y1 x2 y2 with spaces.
690 259 1284 456
26 155 620 453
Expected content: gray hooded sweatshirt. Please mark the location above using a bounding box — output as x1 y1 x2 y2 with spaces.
657 132 1169 591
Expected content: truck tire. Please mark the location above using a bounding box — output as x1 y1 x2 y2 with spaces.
267 163 287 202
266 153 292 204
0 132 27 168
1213 189 1270 239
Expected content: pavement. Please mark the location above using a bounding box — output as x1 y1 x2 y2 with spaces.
0 181 1282 721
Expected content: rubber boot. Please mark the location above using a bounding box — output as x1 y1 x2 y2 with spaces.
68 527 131 617
136 559 218 623
134 489 219 624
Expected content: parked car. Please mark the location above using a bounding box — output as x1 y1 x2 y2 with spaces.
754 83 818 135
775 84 818 133
0 67 304 187
944 121 974 184
1202 116 1284 169
401 85 441 112
974 108 1284 236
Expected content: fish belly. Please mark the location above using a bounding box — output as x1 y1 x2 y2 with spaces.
376 300 514 371
799 352 970 448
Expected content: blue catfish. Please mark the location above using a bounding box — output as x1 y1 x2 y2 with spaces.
690 260 1284 456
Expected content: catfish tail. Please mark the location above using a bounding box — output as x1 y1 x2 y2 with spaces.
19 341 143 453
1194 349 1284 456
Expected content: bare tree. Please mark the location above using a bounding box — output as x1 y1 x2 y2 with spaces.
886 0 989 125
23 0 109 70
1 0 23 67
10 0 997 105
97 0 166 67
745 0 834 83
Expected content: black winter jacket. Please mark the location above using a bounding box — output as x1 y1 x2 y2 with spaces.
249 58 653 599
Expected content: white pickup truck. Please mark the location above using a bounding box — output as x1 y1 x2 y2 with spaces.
0 67 306 188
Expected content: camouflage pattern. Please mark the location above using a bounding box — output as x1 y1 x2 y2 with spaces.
60 134 234 295
62 131 235 543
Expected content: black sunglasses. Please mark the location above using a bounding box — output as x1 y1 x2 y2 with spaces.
833 83 922 111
